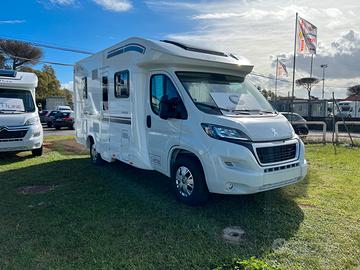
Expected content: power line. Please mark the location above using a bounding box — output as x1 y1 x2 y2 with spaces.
8 54 74 67
0 36 94 55
250 70 350 89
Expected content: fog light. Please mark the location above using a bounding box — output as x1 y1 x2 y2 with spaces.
33 132 41 137
226 183 234 190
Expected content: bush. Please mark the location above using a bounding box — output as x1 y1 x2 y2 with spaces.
214 257 279 270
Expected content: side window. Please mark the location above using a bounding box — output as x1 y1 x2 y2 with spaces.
82 77 88 99
102 76 108 110
114 70 129 98
150 74 180 115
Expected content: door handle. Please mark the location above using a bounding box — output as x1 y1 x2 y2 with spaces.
146 115 151 128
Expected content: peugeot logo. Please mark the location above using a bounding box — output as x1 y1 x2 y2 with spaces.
271 128 278 137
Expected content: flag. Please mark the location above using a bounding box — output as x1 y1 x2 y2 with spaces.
297 17 317 54
277 60 288 77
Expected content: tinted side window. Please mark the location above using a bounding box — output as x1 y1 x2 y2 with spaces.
82 77 88 99
150 74 180 115
114 70 129 98
102 76 109 110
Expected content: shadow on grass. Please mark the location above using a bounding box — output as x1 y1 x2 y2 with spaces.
0 151 36 166
0 157 305 269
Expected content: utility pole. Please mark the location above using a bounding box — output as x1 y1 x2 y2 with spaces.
320 64 328 99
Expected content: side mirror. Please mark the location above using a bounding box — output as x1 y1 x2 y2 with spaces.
159 95 187 120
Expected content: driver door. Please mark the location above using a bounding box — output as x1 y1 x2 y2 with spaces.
146 72 186 175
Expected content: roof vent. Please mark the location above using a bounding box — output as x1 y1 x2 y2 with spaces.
0 70 17 78
161 40 228 57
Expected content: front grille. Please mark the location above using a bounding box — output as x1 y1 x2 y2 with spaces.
256 143 297 164
0 128 28 139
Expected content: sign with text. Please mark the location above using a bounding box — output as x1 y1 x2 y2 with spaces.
0 98 25 111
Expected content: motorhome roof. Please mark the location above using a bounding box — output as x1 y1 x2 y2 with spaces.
78 37 254 75
0 70 38 89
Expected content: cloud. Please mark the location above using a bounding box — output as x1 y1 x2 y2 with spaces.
61 81 73 91
92 0 132 12
147 0 360 98
49 0 75 5
0 20 26 24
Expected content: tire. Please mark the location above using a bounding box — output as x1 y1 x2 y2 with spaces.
32 146 43 157
89 140 104 165
171 155 209 206
55 125 61 130
47 122 52 128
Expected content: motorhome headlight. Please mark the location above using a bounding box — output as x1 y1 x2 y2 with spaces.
24 117 40 126
201 123 250 141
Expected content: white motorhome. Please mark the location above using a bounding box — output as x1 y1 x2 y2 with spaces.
74 37 307 205
0 70 43 156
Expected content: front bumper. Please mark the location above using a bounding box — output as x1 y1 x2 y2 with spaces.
0 124 43 153
202 138 308 194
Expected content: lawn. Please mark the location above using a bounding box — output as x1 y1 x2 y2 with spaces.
0 138 359 270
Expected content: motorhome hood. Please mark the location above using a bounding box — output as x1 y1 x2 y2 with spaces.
0 114 28 126
222 114 294 142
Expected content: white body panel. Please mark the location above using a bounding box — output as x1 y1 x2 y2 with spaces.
0 71 43 153
74 37 307 195
337 101 360 118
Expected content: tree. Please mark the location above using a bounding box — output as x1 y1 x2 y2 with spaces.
296 77 320 117
296 77 320 101
347 85 360 96
0 40 42 70
0 54 5 69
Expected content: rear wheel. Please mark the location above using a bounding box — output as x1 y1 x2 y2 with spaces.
32 146 43 157
89 140 103 165
47 122 52 128
55 125 61 130
171 156 209 206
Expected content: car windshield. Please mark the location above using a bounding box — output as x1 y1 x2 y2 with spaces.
176 72 275 116
0 88 35 113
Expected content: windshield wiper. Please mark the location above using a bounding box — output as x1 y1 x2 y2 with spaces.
233 109 275 114
194 103 252 115
194 102 230 112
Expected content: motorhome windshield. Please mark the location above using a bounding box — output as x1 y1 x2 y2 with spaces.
176 72 275 116
0 89 35 113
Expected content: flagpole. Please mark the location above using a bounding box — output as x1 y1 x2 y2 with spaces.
274 57 279 107
290 12 298 119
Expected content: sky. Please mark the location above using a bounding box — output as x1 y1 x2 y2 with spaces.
1 0 359 99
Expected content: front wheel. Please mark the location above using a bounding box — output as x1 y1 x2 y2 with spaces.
32 146 43 157
171 156 209 206
89 140 103 165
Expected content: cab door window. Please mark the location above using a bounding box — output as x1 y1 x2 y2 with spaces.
150 74 181 115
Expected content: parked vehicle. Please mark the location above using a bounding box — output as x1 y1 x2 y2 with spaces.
53 111 75 130
280 112 309 136
43 110 59 128
336 101 360 118
0 70 43 156
74 37 307 205
38 110 49 123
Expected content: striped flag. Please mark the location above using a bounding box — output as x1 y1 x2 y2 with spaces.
297 17 317 54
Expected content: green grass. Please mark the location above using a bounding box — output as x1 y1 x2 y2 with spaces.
0 138 359 270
